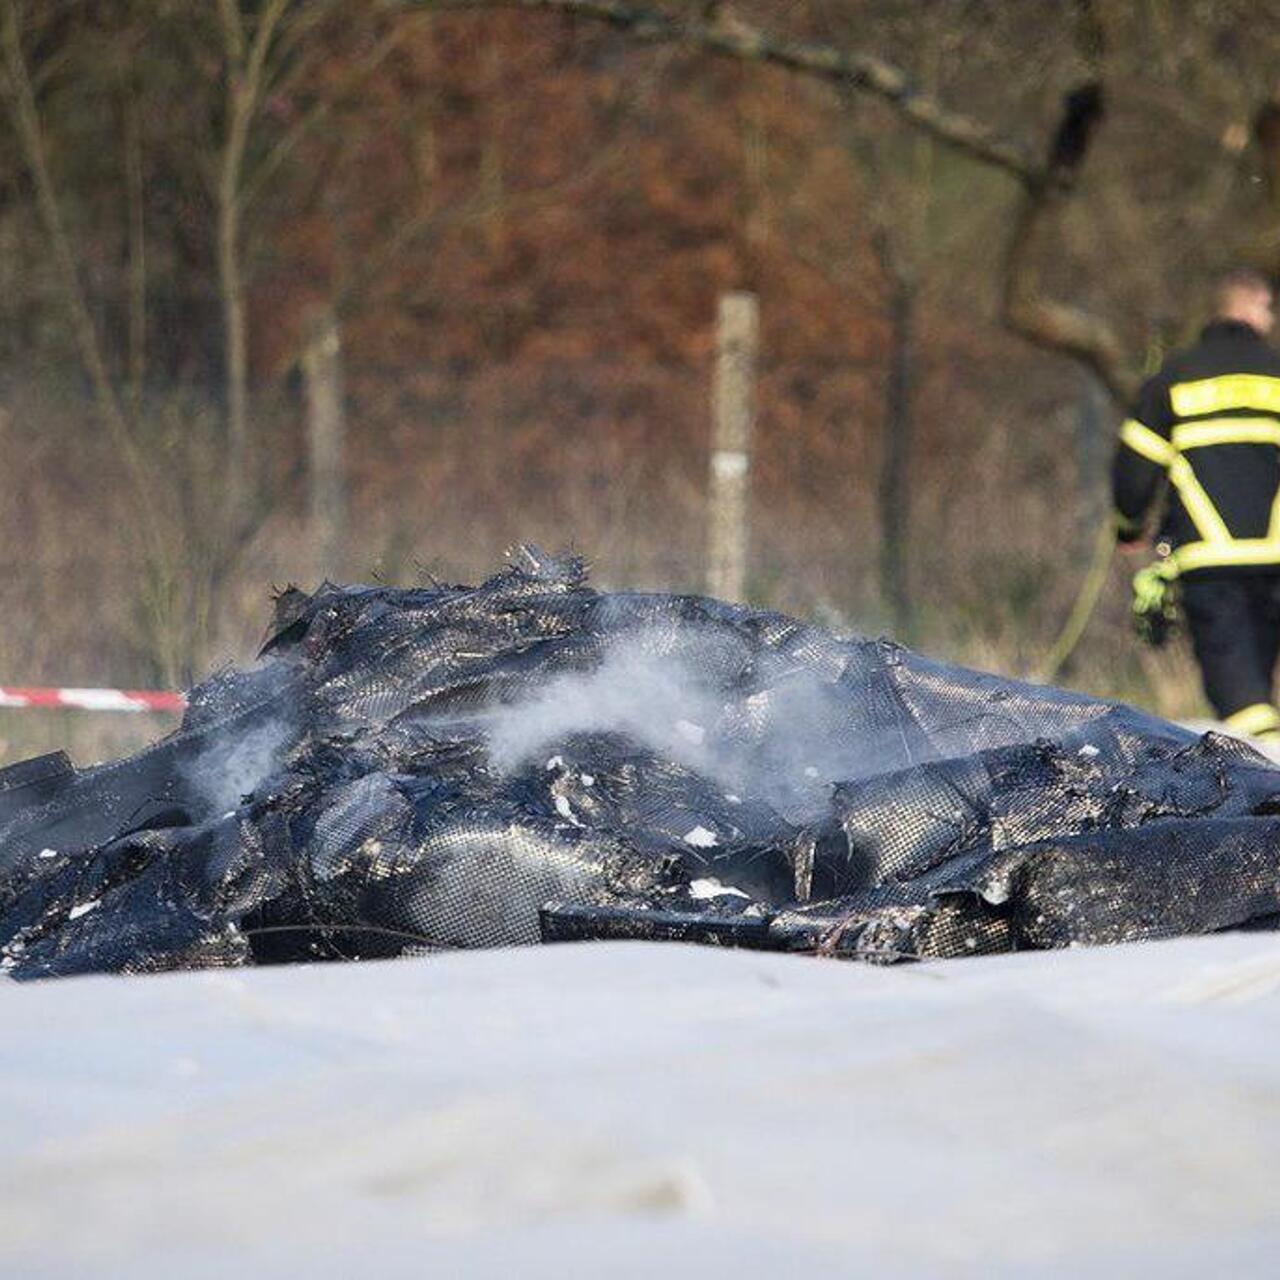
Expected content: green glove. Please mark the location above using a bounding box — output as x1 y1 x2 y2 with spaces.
1131 559 1179 647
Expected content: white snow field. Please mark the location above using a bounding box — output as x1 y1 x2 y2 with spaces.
3 936 1280 1278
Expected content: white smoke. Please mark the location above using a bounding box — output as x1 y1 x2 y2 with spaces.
184 719 293 816
483 630 881 822
485 635 725 776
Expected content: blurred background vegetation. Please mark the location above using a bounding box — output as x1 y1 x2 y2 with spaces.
2 0 1279 763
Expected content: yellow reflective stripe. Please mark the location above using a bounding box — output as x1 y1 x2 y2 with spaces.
1223 703 1280 736
1170 374 1280 418
1172 538 1280 571
1119 418 1175 466
1120 419 1232 544
1167 455 1231 543
1171 417 1280 449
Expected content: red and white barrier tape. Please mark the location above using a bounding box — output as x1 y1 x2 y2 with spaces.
0 687 186 713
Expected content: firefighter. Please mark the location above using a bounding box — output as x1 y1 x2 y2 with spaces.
1113 267 1280 740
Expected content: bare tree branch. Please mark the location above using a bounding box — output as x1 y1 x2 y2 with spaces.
242 18 421 212
1001 82 1139 406
217 0 291 512
0 0 192 672
0 2 152 493
1002 188 1137 406
393 0 1049 187
124 91 147 415
411 0 1144 402
217 0 247 64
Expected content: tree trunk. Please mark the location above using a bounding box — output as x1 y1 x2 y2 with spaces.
215 0 291 518
124 92 147 418
880 274 915 638
1 3 132 464
217 88 251 516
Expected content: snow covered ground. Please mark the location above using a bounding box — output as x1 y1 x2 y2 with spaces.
2 935 1280 1278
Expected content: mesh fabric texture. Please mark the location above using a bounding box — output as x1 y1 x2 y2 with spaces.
2 548 1279 979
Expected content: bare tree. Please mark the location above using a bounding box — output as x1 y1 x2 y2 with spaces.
397 0 1280 416
0 1 148 494
215 0 292 514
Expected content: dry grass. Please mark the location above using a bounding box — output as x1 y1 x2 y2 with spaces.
0 710 176 770
0 349 1211 770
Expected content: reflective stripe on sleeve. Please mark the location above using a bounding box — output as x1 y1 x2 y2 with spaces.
1172 538 1280 572
1166 455 1232 543
1119 418 1176 466
1120 418 1233 544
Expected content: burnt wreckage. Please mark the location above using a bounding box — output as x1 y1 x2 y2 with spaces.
3 548 1280 980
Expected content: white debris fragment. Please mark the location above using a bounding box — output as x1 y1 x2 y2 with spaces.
581 774 595 787
554 795 582 826
674 719 705 746
723 794 741 805
688 878 750 900
545 755 564 771
803 766 820 779
37 848 58 859
1078 745 1100 759
683 825 719 848
68 900 100 921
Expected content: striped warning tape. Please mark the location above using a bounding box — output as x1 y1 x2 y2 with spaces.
0 687 186 713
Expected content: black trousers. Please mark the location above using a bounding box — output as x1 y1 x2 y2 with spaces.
1181 573 1280 720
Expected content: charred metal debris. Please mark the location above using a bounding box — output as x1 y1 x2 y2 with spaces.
2 547 1279 979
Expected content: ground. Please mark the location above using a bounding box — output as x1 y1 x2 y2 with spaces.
2 936 1279 1277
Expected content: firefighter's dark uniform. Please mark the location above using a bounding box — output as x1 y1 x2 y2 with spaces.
1113 319 1280 737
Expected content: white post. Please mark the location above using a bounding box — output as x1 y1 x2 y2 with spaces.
707 291 759 601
